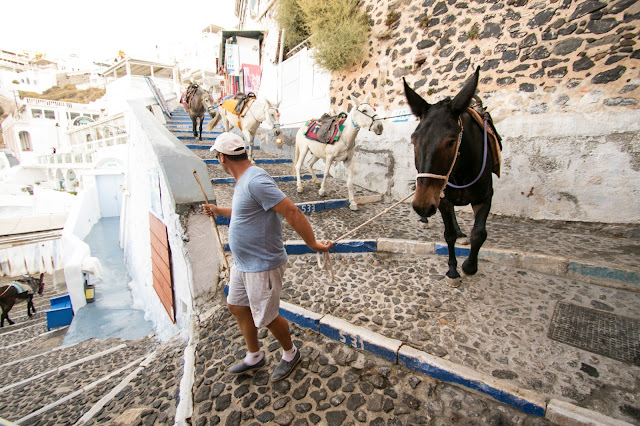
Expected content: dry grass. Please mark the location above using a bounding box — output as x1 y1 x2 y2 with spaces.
19 84 105 104
278 0 370 71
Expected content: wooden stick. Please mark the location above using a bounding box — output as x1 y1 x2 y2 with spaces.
193 170 230 272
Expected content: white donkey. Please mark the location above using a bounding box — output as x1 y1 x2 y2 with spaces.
294 94 383 210
207 97 281 162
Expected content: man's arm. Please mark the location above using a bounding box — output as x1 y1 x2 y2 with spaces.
203 204 231 218
272 197 332 252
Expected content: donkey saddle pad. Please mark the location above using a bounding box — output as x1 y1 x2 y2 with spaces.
467 96 502 177
304 113 348 144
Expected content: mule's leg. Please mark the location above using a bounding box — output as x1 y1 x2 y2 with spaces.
295 144 310 193
462 198 491 276
346 157 358 210
2 304 15 326
198 117 204 141
243 130 255 164
307 155 321 185
439 200 461 279
192 117 198 139
453 214 468 241
319 155 334 197
27 296 34 317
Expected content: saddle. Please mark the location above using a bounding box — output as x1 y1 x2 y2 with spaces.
467 96 502 177
221 92 256 116
181 83 199 109
303 112 348 144
235 92 256 114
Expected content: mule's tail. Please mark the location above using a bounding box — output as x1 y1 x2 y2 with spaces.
292 138 300 174
205 111 221 132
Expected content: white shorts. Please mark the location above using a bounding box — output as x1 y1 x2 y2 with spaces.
227 264 287 328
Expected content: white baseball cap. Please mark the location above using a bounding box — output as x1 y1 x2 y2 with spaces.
210 132 246 155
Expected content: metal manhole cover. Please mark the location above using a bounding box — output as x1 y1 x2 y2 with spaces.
548 302 640 366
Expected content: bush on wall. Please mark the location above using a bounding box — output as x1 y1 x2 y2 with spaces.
275 0 310 53
277 0 370 71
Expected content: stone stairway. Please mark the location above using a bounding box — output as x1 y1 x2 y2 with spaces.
167 106 640 425
0 272 186 426
0 107 636 425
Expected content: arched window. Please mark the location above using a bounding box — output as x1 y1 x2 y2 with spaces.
19 131 32 151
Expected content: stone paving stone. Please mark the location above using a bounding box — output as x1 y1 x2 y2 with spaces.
0 338 132 388
191 309 552 426
0 337 156 421
82 335 185 426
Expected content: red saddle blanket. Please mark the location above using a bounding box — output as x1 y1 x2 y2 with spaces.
303 114 348 144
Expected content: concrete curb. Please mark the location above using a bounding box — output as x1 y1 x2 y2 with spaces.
281 238 639 289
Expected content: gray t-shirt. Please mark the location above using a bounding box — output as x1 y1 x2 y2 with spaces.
228 166 288 272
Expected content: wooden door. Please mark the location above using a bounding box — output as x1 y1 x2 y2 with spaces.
149 212 174 323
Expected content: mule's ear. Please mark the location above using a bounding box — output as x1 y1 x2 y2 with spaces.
451 66 480 115
39 273 44 281
403 78 430 118
363 93 371 104
348 94 361 106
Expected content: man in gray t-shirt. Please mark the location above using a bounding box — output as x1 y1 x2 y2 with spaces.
203 132 332 382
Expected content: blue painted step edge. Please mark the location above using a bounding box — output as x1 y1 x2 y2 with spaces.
204 158 291 165
222 240 376 254
212 174 321 184
188 144 260 150
214 199 350 225
435 243 471 257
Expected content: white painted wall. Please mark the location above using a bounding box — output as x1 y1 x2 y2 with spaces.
121 98 219 340
104 76 179 115
61 184 102 312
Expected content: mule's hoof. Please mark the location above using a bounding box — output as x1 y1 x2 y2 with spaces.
462 260 478 276
318 190 326 197
297 187 304 194
349 203 358 211
446 276 462 288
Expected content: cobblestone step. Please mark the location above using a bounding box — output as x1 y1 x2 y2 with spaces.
0 337 157 424
190 308 554 426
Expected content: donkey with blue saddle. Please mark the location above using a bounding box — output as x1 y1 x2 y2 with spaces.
0 273 45 327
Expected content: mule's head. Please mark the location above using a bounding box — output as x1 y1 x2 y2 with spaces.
264 100 282 137
404 67 479 218
350 93 383 135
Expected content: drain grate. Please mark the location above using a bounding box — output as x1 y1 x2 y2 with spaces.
548 302 640 366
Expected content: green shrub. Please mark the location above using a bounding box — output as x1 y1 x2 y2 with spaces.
278 0 370 71
276 0 310 52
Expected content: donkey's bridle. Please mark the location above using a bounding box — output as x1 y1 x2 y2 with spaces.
416 116 489 195
351 104 380 131
416 118 463 190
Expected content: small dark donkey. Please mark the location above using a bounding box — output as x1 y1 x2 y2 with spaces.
0 273 45 327
404 67 499 281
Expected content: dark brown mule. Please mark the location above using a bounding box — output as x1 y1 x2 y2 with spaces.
404 67 496 280
186 85 217 141
0 273 45 327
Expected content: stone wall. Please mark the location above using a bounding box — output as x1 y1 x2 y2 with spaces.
332 0 639 120
314 0 640 224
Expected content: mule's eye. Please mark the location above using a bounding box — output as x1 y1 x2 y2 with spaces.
447 139 456 148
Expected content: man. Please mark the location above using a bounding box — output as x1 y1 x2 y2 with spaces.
203 132 332 382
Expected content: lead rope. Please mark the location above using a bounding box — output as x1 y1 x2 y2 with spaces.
317 191 416 282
